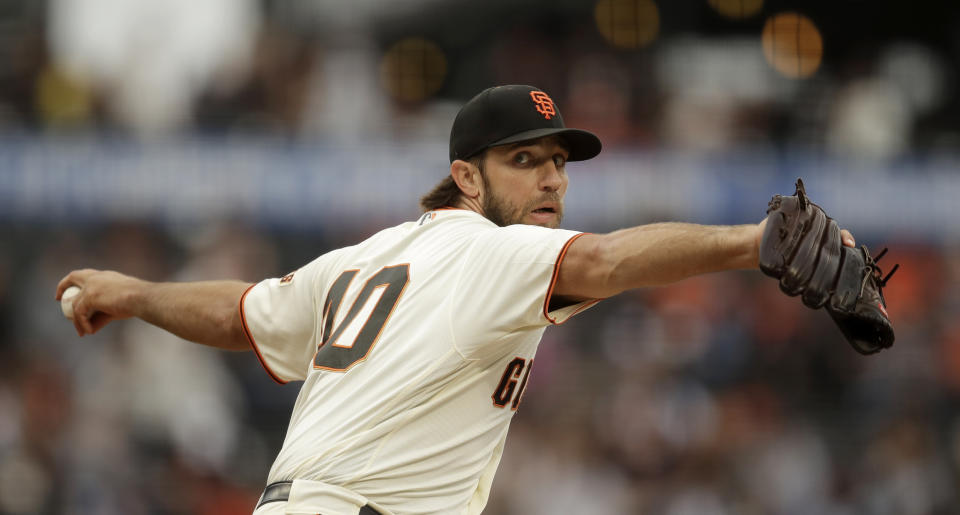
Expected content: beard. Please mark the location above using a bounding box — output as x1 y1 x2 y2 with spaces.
482 175 563 228
482 191 523 227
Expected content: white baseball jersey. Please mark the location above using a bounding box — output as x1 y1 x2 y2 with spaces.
240 208 598 514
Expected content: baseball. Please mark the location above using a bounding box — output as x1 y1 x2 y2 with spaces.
61 286 80 319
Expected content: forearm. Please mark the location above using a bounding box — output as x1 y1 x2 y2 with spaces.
131 280 253 351
556 222 760 299
58 269 253 350
601 222 758 289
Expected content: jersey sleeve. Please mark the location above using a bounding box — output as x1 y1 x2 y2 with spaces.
450 225 598 358
240 258 326 384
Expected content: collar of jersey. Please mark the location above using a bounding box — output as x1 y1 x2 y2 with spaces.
431 207 496 225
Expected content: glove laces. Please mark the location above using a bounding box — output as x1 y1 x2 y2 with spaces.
861 246 899 309
871 247 899 288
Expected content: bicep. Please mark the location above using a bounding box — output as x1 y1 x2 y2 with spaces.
556 223 763 300
553 233 618 301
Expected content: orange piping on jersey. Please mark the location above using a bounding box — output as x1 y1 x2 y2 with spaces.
565 299 601 321
314 263 411 372
239 283 288 385
543 232 599 325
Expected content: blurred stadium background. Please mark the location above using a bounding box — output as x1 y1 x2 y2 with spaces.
1 0 959 513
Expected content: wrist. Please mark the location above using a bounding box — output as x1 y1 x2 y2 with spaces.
750 223 763 269
722 224 762 270
121 276 152 318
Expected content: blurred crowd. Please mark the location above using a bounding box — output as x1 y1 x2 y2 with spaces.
0 1 957 159
2 0 960 514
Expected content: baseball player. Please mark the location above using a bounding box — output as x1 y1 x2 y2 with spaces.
57 85 858 514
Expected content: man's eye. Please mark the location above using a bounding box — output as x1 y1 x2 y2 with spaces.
553 155 566 168
514 152 530 165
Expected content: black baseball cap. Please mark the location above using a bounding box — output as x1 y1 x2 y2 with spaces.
449 85 602 163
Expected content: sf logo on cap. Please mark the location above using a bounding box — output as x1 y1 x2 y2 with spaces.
529 91 556 120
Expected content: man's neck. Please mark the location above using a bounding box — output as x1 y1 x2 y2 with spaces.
454 197 484 218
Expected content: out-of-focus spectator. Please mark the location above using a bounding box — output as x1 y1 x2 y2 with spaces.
47 0 260 135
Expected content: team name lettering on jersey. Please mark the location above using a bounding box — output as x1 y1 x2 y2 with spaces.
491 358 534 410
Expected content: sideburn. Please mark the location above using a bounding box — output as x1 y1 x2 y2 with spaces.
481 171 522 227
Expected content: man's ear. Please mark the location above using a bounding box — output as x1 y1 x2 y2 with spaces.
450 159 481 199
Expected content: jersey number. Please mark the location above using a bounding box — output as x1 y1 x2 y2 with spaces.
314 264 410 371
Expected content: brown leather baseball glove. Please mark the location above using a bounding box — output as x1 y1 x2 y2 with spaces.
759 179 898 354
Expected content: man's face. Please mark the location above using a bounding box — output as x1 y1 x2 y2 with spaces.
478 136 570 229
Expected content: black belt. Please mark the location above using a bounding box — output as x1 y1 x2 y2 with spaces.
257 481 381 514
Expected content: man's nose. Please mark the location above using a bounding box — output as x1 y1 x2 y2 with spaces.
540 162 563 191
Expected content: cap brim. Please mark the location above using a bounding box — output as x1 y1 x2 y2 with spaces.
489 128 602 162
